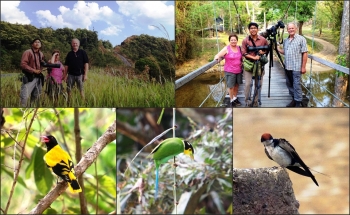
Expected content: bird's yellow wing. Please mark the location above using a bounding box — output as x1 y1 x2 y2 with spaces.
43 145 73 169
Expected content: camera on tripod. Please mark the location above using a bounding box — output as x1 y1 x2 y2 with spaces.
40 61 61 68
260 20 285 38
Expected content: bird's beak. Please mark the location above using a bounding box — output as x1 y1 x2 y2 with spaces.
41 136 49 143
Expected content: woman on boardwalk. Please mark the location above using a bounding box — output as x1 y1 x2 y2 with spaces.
214 34 243 107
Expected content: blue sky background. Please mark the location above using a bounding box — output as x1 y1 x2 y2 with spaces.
1 1 174 47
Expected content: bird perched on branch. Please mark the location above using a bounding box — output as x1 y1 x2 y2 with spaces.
260 133 319 186
41 135 82 193
147 137 194 199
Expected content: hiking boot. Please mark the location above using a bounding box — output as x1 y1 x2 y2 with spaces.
233 98 241 106
295 101 302 107
230 101 236 107
286 100 296 107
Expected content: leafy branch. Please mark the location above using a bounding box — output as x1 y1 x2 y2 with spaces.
4 108 38 214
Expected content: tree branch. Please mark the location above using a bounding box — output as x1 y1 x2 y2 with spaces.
28 120 116 214
74 108 89 214
4 108 38 214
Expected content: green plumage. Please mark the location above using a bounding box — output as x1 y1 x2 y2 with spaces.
149 137 184 168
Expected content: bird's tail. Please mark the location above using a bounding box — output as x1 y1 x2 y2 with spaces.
155 168 159 200
68 172 82 193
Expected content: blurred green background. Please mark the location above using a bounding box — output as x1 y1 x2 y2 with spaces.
0 108 116 214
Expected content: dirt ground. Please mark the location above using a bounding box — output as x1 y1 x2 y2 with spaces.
233 108 349 214
304 35 337 72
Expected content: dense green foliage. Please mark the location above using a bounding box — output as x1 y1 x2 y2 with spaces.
0 21 122 71
116 34 175 80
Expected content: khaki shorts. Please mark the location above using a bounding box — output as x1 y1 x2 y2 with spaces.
225 71 243 88
67 74 84 93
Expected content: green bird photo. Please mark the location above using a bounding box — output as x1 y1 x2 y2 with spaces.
148 137 194 199
117 108 233 214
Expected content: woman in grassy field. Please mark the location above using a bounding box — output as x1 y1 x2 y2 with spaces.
46 50 65 103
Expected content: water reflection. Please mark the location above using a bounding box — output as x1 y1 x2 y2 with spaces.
302 69 349 107
175 72 226 107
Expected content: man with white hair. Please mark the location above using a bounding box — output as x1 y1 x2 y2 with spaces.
64 38 89 101
277 23 308 107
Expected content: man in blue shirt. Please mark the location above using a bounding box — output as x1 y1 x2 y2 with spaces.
277 23 308 107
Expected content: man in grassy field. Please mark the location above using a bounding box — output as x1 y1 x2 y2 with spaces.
64 38 89 101
20 38 45 107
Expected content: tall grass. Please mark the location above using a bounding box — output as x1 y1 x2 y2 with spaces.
115 76 174 107
1 68 174 107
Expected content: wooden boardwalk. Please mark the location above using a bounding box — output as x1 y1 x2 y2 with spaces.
223 58 293 107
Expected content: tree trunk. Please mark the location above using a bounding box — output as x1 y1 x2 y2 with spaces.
298 21 304 35
233 167 300 214
245 1 250 17
333 0 349 107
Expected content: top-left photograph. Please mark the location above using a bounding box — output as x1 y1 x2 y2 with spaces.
1 1 175 107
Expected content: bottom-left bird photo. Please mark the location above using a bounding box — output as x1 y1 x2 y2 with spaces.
0 108 116 214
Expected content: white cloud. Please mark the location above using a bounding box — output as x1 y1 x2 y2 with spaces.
101 25 122 36
116 1 174 27
35 1 124 33
0 1 30 24
148 25 155 30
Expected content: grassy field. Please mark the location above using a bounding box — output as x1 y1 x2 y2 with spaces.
1 68 174 107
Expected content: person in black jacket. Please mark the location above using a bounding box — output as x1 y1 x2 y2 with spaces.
64 38 89 101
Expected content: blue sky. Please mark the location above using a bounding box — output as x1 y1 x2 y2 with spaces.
1 1 174 47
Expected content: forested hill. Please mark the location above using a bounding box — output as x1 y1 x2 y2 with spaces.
0 21 121 71
115 34 175 80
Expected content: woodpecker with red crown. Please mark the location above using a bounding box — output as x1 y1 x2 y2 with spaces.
260 133 318 186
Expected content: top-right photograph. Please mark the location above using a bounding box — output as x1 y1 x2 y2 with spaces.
175 1 349 108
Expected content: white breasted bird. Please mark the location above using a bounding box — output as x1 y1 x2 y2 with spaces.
260 133 319 186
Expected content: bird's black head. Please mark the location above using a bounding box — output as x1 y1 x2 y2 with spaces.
41 135 58 151
183 140 194 160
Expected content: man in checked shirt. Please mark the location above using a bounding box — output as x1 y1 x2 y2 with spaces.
277 22 308 107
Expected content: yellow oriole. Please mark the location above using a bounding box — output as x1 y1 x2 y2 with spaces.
41 135 82 193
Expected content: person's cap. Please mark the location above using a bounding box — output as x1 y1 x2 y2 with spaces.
248 22 259 29
31 38 42 44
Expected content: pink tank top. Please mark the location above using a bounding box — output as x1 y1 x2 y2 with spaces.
224 45 242 74
49 61 64 84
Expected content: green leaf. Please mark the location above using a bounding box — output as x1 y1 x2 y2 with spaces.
25 145 38 179
0 137 14 147
2 168 27 188
216 177 232 189
34 147 53 194
43 208 58 214
98 174 117 198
